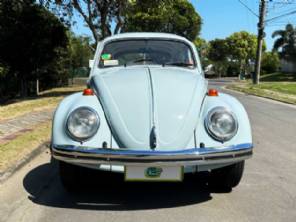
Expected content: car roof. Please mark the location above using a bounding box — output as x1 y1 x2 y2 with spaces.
103 32 191 44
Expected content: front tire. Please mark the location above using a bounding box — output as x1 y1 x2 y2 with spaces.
59 161 84 192
209 161 245 190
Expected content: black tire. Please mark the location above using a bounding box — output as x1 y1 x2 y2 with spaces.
209 161 245 189
59 161 84 192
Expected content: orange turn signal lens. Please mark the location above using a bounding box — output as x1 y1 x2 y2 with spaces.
83 88 94 96
208 89 218 96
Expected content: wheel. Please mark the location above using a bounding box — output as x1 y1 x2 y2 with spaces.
59 161 84 192
209 161 245 190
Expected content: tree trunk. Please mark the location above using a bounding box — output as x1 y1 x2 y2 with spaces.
20 77 28 98
218 66 222 78
100 8 108 39
36 79 39 96
239 61 244 80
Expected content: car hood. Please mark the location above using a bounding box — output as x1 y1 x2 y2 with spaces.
91 66 207 150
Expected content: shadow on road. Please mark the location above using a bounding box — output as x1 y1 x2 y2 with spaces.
23 160 230 211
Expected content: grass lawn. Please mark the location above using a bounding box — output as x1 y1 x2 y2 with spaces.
254 82 296 95
0 85 84 121
259 72 296 82
0 84 86 174
0 122 51 172
227 72 296 105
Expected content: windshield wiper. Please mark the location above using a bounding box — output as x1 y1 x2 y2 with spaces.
163 62 194 67
131 58 153 63
124 58 153 67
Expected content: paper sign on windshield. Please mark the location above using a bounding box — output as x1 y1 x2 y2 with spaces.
103 60 119 66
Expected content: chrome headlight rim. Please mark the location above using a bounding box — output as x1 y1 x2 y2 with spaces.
66 106 100 142
205 106 238 142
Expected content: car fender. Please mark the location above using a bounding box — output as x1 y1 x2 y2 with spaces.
51 92 112 148
52 91 252 150
194 92 252 148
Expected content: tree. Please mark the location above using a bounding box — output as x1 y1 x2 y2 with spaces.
226 31 264 77
194 37 209 68
44 0 128 45
0 0 69 98
272 24 296 61
194 37 208 56
207 39 229 77
68 32 94 77
123 0 202 41
261 52 280 74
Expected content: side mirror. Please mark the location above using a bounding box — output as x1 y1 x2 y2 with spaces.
89 60 94 68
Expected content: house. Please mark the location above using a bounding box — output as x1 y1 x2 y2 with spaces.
280 59 296 73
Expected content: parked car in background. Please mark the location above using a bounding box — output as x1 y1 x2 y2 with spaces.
204 64 216 78
51 33 253 191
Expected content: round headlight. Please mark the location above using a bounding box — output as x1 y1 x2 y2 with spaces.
67 107 100 141
205 107 238 142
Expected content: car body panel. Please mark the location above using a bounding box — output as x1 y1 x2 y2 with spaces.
91 68 152 148
91 66 207 150
149 67 207 148
51 32 253 174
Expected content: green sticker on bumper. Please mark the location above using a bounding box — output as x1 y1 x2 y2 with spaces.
145 167 163 178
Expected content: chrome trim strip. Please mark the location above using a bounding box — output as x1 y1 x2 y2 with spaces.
52 143 253 166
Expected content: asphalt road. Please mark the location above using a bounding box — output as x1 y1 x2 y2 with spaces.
1 79 296 222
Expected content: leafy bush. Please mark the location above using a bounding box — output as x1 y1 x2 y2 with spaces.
261 52 280 74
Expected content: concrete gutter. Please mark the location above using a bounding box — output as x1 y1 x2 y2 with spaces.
0 142 49 184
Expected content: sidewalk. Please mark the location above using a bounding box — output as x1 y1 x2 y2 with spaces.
0 108 54 144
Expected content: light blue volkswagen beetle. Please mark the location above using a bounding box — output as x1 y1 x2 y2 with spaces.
51 33 253 191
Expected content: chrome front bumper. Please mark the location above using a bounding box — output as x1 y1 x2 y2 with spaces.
52 143 253 167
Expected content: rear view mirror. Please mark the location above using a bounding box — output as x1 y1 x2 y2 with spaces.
89 60 94 68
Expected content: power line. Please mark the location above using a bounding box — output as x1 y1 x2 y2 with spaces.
237 0 259 17
268 0 296 13
269 24 296 26
266 9 296 22
267 19 296 25
269 0 296 4
268 6 296 16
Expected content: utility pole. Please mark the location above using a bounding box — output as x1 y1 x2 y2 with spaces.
254 0 267 85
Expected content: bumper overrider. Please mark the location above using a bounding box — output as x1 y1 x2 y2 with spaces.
51 143 253 167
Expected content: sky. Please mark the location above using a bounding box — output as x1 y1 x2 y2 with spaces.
72 0 296 51
192 0 296 50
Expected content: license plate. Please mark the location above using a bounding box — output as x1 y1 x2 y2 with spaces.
124 166 183 182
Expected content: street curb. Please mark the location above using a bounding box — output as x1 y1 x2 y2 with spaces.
0 141 50 184
222 86 296 109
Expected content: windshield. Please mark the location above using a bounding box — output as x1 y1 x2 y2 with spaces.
99 39 196 68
